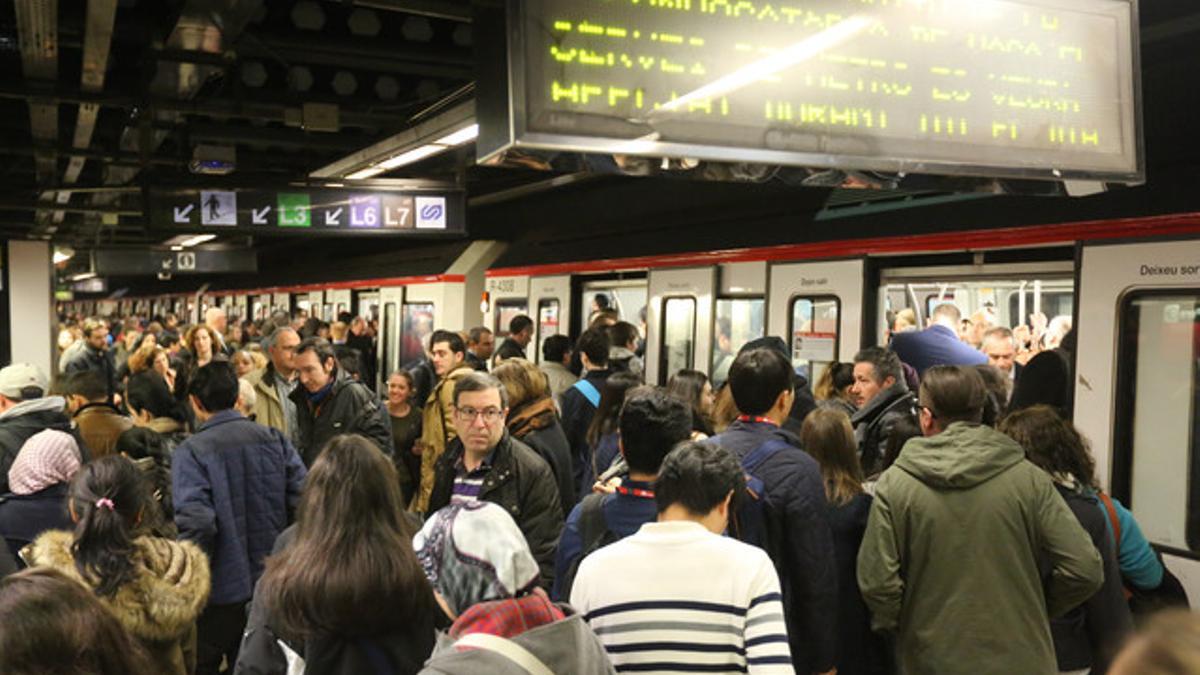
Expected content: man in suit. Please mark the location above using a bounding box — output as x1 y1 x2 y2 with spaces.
889 303 987 376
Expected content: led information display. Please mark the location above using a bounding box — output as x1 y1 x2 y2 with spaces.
147 187 466 235
486 0 1139 181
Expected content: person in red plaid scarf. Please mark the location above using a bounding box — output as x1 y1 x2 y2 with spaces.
415 501 614 674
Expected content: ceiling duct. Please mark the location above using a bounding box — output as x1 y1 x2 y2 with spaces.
14 0 58 191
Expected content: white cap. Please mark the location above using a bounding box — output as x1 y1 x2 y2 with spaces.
0 363 49 400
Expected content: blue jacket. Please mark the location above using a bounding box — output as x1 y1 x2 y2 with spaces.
0 483 72 567
709 419 839 674
552 478 658 601
889 324 987 376
173 410 306 605
559 369 610 498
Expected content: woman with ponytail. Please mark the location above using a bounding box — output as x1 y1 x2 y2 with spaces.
24 455 210 675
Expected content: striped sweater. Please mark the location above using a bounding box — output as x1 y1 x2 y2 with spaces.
571 520 794 674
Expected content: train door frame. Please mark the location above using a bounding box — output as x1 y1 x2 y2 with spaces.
1075 238 1200 595
530 275 571 364
646 267 715 386
327 289 352 322
570 274 650 338
377 286 405 391
272 292 290 317
768 258 866 387
485 275 531 358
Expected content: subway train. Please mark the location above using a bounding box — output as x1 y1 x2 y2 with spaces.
60 210 1200 603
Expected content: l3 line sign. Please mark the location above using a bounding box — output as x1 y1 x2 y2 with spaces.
148 186 465 235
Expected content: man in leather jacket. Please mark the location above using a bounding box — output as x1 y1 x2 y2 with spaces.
289 337 391 466
850 346 918 476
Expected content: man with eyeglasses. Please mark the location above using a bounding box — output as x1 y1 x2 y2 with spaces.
426 371 565 588
245 326 301 446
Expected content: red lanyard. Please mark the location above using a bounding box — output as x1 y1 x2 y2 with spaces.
615 485 655 499
737 415 778 426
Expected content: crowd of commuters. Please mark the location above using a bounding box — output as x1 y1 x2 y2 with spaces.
0 302 1191 674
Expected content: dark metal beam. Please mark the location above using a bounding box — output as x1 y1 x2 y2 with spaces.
0 199 141 216
172 122 372 152
244 33 473 79
0 84 396 130
321 0 472 23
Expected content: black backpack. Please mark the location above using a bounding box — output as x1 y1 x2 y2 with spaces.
558 493 620 601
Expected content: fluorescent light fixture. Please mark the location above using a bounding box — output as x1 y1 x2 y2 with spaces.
179 234 217 247
433 124 479 147
377 144 444 170
70 272 97 281
310 101 477 180
170 245 184 252
347 166 386 180
652 15 871 115
52 247 74 264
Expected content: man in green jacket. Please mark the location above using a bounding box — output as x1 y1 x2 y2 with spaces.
857 365 1103 675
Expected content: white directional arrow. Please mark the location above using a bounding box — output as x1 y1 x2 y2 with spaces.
325 207 343 226
173 204 195 223
252 206 272 225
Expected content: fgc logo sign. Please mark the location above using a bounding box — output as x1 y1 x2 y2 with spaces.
415 197 448 229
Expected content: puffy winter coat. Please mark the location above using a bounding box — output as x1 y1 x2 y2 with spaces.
26 530 211 675
173 409 306 604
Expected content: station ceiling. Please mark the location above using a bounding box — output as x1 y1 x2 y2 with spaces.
0 0 1198 278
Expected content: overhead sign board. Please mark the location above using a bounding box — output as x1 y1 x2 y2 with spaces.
147 186 466 235
477 0 1140 183
92 249 258 276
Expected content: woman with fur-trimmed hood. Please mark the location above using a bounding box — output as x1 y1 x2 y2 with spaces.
24 455 210 675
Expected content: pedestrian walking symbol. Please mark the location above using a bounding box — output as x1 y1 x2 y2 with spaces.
278 193 311 228
200 191 237 226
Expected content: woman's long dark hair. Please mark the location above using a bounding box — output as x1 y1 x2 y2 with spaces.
258 434 436 640
999 404 1097 489
68 456 147 598
0 568 154 675
114 427 174 533
667 369 714 436
586 371 643 447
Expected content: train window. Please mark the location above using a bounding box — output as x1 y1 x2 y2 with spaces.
401 303 435 367
660 297 696 385
578 283 648 333
536 299 561 364
382 302 398 380
789 295 840 386
1114 291 1200 553
712 298 765 388
494 300 529 338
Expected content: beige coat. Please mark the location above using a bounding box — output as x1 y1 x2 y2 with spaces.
412 364 473 514
244 364 288 436
26 530 211 675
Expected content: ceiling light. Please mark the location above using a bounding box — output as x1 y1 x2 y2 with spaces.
70 272 97 282
377 144 443 170
52 247 74 264
347 167 386 180
171 245 184 252
179 234 217 247
433 124 479 147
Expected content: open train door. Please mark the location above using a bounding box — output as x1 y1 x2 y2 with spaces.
646 267 715 386
767 259 865 387
1076 239 1200 598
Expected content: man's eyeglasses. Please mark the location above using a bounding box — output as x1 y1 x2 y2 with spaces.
454 406 505 424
